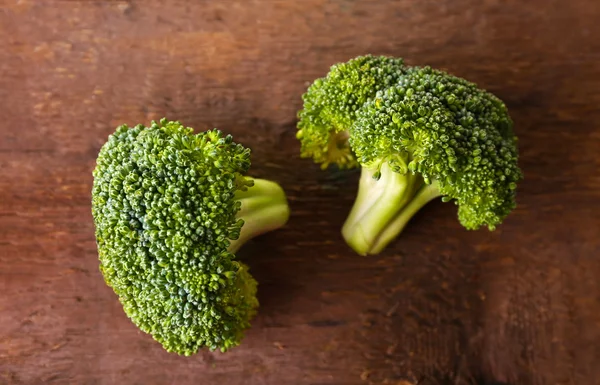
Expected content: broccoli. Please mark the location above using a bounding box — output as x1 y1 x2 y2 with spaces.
91 119 290 355
297 58 522 256
296 55 406 169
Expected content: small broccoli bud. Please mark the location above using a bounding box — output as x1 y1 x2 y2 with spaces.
91 119 290 355
341 65 522 255
297 55 406 169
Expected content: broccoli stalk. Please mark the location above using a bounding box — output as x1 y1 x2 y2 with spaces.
368 180 441 255
341 164 440 256
229 178 290 253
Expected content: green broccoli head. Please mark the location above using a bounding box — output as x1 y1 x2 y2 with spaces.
296 55 406 169
342 65 521 255
91 119 289 355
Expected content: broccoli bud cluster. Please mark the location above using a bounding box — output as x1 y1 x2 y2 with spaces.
297 56 522 255
297 55 406 169
92 119 288 354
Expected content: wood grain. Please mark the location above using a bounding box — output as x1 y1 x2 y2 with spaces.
1 0 599 384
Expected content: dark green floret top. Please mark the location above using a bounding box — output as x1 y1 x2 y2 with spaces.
91 119 290 355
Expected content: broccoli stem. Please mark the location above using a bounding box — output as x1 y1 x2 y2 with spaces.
341 164 440 256
368 180 441 255
228 178 290 253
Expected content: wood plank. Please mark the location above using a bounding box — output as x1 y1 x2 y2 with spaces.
1 0 599 384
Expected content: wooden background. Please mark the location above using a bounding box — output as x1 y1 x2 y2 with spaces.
1 1 599 384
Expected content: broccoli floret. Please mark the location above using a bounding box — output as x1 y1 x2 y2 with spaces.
91 119 290 355
298 58 522 256
296 55 406 169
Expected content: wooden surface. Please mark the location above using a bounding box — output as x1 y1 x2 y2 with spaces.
1 1 599 384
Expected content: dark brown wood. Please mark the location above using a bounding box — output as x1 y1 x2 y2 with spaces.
1 0 599 384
